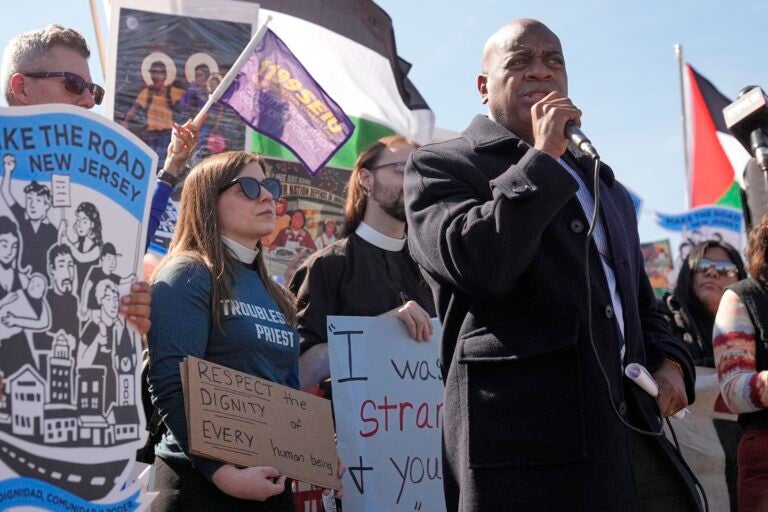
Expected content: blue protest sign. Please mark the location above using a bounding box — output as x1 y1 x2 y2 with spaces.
0 104 155 510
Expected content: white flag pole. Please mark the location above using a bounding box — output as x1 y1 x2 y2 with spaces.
88 0 108 80
674 43 691 209
192 15 273 128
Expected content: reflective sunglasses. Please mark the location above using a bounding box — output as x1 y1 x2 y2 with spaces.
695 258 739 278
24 71 105 105
369 161 407 173
219 177 282 200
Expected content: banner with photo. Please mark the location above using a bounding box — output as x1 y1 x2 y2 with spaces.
0 105 155 510
264 160 348 283
104 0 259 255
327 316 446 512
640 239 674 297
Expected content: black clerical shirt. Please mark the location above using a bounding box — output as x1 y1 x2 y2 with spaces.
289 228 435 353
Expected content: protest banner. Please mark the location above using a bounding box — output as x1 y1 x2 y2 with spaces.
104 0 259 255
327 316 446 511
181 356 340 490
656 205 745 254
0 104 156 510
667 366 741 512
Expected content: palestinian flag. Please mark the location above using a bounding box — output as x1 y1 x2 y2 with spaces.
247 0 434 169
684 64 750 208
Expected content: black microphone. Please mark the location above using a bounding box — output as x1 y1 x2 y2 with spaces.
723 85 768 172
565 122 600 160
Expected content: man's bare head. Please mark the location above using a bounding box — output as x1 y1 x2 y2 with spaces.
478 19 567 142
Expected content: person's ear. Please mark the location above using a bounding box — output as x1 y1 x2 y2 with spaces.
9 73 32 105
359 168 373 193
477 74 489 105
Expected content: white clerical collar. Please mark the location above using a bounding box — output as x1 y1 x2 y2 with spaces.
355 221 406 252
222 236 260 263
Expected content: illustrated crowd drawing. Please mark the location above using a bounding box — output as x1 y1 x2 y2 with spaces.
0 152 141 451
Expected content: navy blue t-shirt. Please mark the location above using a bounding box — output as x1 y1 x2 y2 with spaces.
147 255 299 479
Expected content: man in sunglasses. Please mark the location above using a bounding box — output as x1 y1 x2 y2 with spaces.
2 26 100 109
1 25 157 334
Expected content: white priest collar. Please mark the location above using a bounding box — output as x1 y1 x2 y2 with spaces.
355 221 406 252
222 236 260 263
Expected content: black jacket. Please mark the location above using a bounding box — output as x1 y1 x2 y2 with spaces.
404 115 700 511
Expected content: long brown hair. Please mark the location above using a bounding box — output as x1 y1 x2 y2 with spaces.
747 210 768 285
154 151 296 326
342 135 418 236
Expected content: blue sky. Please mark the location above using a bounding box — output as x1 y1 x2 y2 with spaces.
3 0 768 249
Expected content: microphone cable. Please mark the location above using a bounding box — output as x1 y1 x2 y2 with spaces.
582 155 709 512
582 155 663 437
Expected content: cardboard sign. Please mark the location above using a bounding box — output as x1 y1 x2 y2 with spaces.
181 356 340 490
327 316 447 511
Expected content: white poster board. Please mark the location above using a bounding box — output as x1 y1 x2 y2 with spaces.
328 316 446 512
0 104 156 511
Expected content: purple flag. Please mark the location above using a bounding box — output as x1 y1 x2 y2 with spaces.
220 29 354 175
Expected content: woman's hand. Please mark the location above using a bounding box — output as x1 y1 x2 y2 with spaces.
164 119 201 175
382 301 433 342
211 464 286 501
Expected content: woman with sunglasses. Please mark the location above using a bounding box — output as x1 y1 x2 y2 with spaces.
660 240 747 367
714 212 768 512
146 151 300 511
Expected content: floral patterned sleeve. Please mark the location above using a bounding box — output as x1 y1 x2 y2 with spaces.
714 289 768 413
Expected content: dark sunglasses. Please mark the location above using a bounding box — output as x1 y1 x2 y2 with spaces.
24 71 105 105
369 161 407 173
695 258 739 278
219 177 282 200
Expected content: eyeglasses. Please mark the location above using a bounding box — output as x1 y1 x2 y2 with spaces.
23 72 105 105
219 177 282 200
695 258 739 278
369 161 407 173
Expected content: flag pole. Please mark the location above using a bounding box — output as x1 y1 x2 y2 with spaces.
674 43 691 208
192 15 273 128
88 0 107 80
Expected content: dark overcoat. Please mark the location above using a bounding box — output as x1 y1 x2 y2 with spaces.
404 115 702 511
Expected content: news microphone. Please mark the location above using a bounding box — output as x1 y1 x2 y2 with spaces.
723 85 768 172
565 122 600 160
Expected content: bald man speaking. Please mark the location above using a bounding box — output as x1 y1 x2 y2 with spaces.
404 19 703 511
